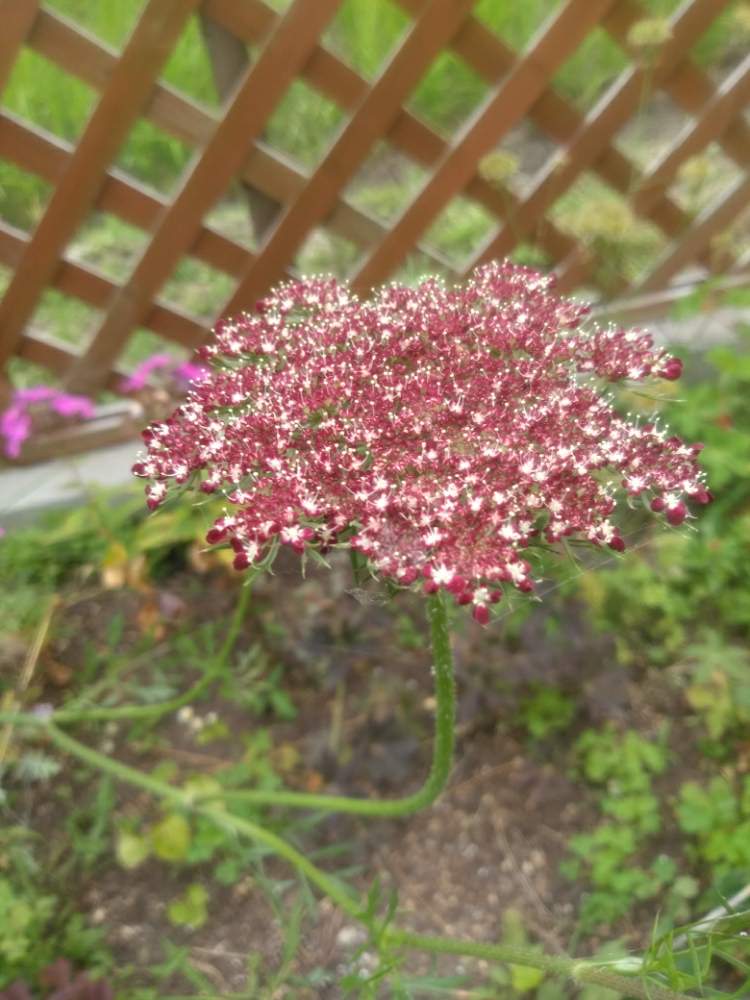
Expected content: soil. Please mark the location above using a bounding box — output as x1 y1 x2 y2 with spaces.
11 548 701 997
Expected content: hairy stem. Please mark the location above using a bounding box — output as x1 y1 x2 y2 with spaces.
217 589 455 816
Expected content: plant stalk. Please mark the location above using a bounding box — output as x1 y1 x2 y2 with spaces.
1 712 696 1000
215 589 456 816
51 580 253 725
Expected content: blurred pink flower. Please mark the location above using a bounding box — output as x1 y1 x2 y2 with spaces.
0 387 94 458
121 353 208 394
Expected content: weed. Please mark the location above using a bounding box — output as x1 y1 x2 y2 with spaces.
676 776 750 880
0 828 110 988
518 685 576 741
562 726 674 929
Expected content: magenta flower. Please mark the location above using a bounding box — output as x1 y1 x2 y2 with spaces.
121 353 208 394
133 263 709 624
0 388 94 459
0 405 32 458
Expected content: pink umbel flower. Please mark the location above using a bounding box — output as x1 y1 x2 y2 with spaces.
133 263 709 624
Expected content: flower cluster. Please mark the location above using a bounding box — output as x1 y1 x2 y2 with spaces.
133 262 709 623
1 386 94 459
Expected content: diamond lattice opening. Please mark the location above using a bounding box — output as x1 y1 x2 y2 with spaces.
30 288 101 351
2 48 97 144
264 80 346 171
407 49 489 137
343 142 430 225
323 0 409 80
422 194 497 268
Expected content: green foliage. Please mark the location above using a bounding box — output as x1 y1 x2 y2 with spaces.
167 883 209 930
518 685 576 740
577 726 668 794
0 489 223 633
227 645 297 720
563 727 675 929
150 813 192 863
681 636 750 742
676 776 750 877
0 829 109 988
0 875 56 972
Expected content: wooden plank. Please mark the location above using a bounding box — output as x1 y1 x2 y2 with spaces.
0 111 252 278
0 0 39 97
15 330 124 394
223 0 478 315
0 104 453 294
0 0 200 371
352 0 616 294
637 174 750 293
396 0 693 259
206 0 583 280
593 266 750 325
0 220 207 350
9 401 141 465
633 55 750 217
467 0 727 274
514 54 750 297
604 0 750 171
67 0 344 394
557 2 747 295
199 9 280 243
24 8 454 278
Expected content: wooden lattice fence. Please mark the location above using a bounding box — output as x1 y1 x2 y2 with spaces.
0 0 748 460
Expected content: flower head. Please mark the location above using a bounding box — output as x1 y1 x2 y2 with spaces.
133 262 708 623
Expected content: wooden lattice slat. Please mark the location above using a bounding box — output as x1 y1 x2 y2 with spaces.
353 0 617 292
66 0 344 393
633 56 750 219
0 0 39 95
25 9 457 280
0 0 747 461
204 0 581 273
224 0 479 315
639 172 750 293
0 111 251 277
398 0 700 273
0 221 206 352
469 0 730 277
0 0 201 371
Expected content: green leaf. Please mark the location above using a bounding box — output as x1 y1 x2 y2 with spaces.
510 962 545 993
150 814 191 862
115 830 150 870
167 883 208 929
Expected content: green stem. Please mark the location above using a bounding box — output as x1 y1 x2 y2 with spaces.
216 577 253 667
219 589 455 816
51 580 253 725
382 931 696 1000
1 714 695 1000
44 720 362 918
